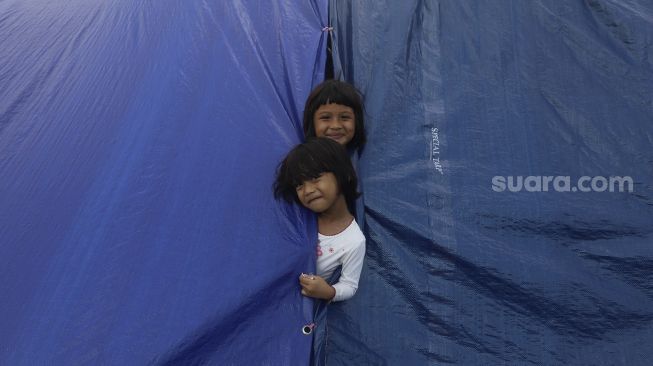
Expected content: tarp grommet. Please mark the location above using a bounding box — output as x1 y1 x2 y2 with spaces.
302 323 316 335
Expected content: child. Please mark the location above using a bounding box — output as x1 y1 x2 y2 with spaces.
303 80 366 152
303 80 367 226
274 137 366 302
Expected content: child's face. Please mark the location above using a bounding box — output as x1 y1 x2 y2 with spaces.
313 103 356 146
295 172 340 213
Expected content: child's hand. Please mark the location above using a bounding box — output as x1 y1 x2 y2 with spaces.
299 273 336 301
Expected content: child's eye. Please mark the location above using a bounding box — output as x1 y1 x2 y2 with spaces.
295 184 304 191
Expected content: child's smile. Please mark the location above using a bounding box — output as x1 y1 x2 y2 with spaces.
313 103 356 146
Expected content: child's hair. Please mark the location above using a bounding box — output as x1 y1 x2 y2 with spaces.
302 80 366 150
274 137 360 206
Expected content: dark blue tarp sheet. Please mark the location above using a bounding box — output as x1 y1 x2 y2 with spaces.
328 0 653 365
0 0 327 364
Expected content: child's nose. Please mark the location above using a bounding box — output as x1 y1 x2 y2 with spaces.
329 120 343 129
304 182 316 193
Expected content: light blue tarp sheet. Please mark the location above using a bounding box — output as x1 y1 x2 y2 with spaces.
0 1 327 364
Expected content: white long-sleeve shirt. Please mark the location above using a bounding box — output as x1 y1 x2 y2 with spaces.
316 219 366 302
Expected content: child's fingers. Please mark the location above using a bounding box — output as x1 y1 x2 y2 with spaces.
299 276 316 285
299 278 315 288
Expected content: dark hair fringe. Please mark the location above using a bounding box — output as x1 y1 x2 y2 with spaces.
274 137 360 207
302 80 366 151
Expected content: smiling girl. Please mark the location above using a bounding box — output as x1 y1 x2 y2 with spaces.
303 80 366 152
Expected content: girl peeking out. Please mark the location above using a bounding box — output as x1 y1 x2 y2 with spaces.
274 137 365 302
303 80 366 152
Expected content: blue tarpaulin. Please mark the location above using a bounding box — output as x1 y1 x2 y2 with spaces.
1 0 326 364
328 0 653 365
2 0 653 365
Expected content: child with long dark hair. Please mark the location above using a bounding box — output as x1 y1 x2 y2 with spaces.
274 137 365 302
303 80 366 152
